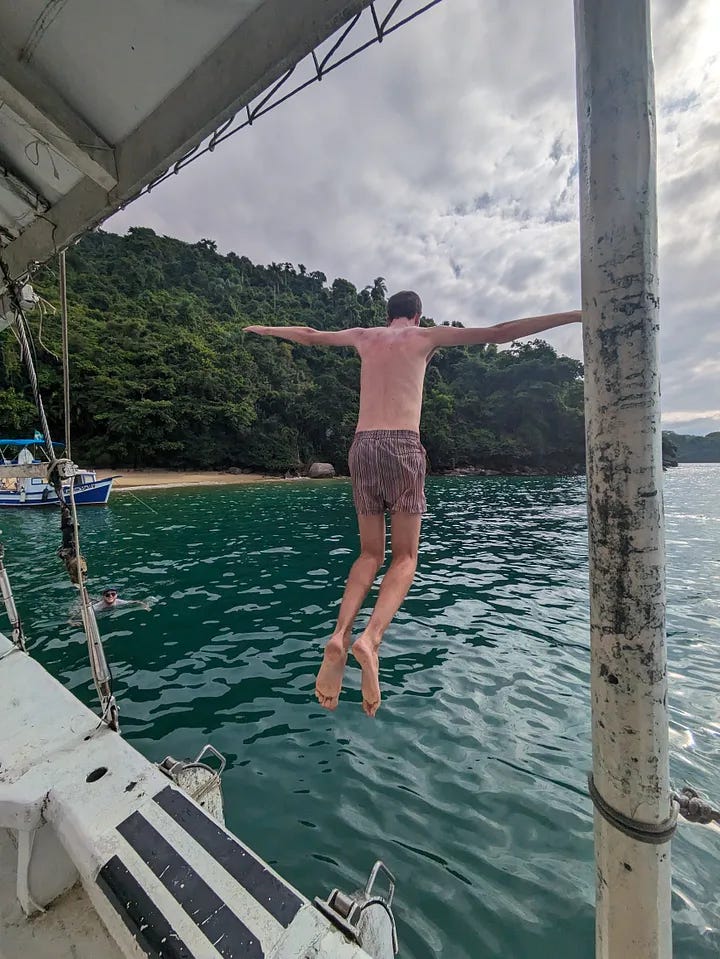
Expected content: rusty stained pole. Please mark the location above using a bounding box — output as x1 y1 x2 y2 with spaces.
574 1 673 957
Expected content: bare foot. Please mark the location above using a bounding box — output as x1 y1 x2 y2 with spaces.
315 635 348 710
351 636 381 717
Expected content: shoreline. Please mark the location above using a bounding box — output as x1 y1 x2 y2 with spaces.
95 466 589 492
96 469 286 491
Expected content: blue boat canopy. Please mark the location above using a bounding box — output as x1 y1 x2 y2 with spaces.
0 439 64 447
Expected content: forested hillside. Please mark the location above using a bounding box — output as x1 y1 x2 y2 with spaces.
663 432 720 463
0 228 585 473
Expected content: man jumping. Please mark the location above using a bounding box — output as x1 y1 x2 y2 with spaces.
246 292 581 717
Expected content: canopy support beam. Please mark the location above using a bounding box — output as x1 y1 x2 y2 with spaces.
0 38 117 191
574 2 672 957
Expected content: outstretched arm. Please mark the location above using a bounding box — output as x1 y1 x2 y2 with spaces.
115 598 150 610
245 325 361 347
424 311 581 348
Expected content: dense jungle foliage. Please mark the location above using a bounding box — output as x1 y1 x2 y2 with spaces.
0 228 587 473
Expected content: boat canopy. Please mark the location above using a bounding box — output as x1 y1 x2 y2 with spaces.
0 0 375 289
0 439 63 446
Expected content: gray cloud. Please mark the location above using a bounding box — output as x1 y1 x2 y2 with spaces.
108 0 719 434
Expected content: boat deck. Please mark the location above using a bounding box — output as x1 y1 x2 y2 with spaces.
0 636 386 959
0 828 122 959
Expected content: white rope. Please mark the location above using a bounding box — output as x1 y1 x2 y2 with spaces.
36 296 60 362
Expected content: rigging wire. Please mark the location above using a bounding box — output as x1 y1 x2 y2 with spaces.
4 289 57 473
0 255 119 730
68 473 118 730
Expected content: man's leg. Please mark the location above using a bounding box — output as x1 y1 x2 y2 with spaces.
352 512 422 717
315 513 385 710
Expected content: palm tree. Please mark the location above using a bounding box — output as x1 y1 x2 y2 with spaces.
370 276 387 303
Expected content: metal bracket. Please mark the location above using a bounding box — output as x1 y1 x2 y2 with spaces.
313 890 361 942
314 860 399 954
158 744 227 805
364 859 395 906
191 744 226 776
159 744 226 779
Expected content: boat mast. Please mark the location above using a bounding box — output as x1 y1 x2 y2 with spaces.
574 2 672 958
59 250 72 460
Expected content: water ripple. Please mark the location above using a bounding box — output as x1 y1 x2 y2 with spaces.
0 467 718 957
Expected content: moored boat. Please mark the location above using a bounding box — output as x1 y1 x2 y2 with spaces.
0 439 116 507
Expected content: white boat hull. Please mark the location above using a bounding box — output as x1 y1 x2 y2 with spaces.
0 477 115 507
0 633 391 959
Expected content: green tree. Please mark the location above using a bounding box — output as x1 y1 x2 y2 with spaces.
0 228 586 475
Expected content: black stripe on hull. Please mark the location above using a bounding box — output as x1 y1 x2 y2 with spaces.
153 785 302 928
117 811 264 959
97 855 195 959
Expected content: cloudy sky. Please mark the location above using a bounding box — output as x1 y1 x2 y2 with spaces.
108 0 719 435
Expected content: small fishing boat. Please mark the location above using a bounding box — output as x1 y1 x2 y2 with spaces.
0 439 115 507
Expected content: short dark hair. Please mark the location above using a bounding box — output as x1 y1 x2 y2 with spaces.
387 290 422 322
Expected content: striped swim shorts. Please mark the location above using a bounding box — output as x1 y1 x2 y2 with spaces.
348 430 427 516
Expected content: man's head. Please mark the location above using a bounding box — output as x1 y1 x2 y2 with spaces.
387 290 422 326
102 588 118 606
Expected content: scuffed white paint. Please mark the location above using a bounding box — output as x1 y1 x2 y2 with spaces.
574 1 672 957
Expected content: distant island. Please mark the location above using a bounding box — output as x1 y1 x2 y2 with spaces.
663 431 720 464
1 228 587 476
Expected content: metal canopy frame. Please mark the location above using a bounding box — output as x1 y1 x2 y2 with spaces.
0 0 444 289
131 0 445 206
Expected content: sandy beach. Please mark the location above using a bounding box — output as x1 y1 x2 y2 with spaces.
95 469 280 491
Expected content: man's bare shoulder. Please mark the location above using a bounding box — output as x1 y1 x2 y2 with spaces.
408 326 445 354
350 326 388 347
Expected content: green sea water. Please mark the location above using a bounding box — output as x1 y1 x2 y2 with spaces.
2 465 719 958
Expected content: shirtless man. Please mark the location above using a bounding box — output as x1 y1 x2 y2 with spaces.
247 292 581 717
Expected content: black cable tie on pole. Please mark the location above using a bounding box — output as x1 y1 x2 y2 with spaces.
587 773 678 845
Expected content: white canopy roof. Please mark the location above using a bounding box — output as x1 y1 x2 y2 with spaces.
0 0 372 287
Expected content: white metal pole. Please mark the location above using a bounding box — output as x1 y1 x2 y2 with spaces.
59 249 71 459
574 2 673 958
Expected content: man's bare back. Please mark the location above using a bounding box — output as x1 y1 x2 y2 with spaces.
247 294 581 716
354 325 432 431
